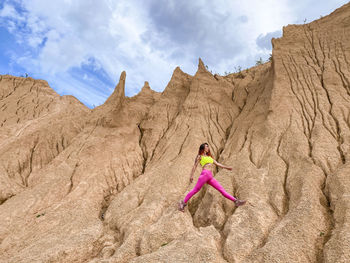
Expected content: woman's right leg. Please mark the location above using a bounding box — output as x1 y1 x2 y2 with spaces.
183 171 210 203
207 176 237 202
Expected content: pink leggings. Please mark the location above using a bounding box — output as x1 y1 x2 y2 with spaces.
184 169 236 203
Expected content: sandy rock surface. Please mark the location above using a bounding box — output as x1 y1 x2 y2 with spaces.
1 3 350 263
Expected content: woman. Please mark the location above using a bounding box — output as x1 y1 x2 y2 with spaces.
178 143 246 212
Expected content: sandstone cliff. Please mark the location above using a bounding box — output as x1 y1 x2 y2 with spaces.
1 3 350 263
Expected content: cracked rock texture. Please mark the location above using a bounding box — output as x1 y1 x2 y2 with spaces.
1 3 350 263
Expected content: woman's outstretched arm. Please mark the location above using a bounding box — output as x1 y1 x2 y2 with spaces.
189 155 201 182
213 159 232 170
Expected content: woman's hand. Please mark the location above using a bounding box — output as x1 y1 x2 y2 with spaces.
226 167 233 171
189 176 194 183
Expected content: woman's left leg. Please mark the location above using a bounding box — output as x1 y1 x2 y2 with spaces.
207 176 237 202
183 171 210 203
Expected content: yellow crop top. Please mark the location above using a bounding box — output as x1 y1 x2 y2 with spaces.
200 155 213 166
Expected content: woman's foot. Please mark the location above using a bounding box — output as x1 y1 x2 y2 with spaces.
234 199 246 206
178 200 187 212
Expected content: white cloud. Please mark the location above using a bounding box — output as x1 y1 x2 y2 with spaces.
4 0 179 96
0 3 19 19
1 0 349 108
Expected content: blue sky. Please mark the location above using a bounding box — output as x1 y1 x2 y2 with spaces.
0 0 348 108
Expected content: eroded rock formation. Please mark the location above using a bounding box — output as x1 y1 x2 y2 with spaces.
1 3 350 263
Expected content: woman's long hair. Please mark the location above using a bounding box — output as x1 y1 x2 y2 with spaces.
198 143 213 157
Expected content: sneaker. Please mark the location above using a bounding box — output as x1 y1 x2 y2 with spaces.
234 199 246 207
178 200 187 212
